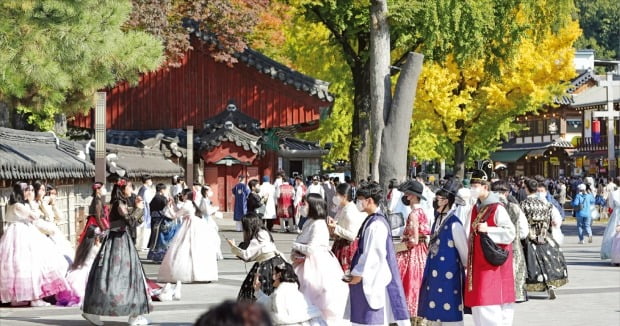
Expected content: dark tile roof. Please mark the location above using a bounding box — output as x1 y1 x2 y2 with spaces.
87 143 183 178
554 70 599 105
198 123 263 155
202 102 262 136
106 129 188 158
278 137 328 157
182 18 333 103
0 127 95 180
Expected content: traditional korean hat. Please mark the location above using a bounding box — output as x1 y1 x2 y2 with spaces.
398 180 426 201
470 169 488 184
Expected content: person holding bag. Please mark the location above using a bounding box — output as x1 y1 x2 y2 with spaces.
464 170 516 326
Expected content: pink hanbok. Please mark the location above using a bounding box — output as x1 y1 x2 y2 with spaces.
396 205 430 317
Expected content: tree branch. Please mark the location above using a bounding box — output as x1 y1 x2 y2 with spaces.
432 106 449 133
310 7 359 68
390 41 423 70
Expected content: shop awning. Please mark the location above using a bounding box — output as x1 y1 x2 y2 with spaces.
490 150 529 162
528 148 548 157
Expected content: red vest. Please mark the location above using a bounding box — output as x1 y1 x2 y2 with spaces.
464 203 516 307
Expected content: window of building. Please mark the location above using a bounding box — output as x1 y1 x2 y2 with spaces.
566 119 582 133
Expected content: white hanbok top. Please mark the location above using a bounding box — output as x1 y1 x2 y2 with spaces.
333 202 366 242
293 219 331 254
231 230 277 262
256 282 324 325
259 182 277 220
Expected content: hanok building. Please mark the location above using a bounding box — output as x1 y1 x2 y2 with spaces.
70 19 333 211
0 127 95 241
490 50 620 178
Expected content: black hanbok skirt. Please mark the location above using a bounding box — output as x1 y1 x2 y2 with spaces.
237 255 286 302
82 228 151 316
523 237 569 292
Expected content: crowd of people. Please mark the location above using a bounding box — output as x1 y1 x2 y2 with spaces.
1 170 619 326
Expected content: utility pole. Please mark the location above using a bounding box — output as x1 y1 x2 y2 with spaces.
95 92 106 183
592 74 620 178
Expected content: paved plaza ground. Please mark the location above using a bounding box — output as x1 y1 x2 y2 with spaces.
1 218 619 326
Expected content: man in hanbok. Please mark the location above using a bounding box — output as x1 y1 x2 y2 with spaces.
346 181 410 326
233 175 250 232
464 170 516 326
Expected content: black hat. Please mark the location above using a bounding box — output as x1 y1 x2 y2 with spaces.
470 169 488 184
398 180 426 201
436 177 462 196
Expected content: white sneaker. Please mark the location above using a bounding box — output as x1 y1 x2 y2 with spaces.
173 280 182 300
128 315 150 326
82 313 104 326
157 283 173 301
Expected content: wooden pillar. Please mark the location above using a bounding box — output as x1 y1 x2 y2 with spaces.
186 126 194 186
95 92 106 182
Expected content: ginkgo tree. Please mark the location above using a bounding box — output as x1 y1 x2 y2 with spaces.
411 20 581 177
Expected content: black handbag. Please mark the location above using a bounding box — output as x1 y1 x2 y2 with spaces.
479 232 509 266
478 207 509 266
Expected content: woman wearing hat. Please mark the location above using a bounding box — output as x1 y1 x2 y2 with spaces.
418 180 468 326
395 180 431 321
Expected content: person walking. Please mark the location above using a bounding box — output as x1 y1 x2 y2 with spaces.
346 181 410 326
259 176 277 231
572 184 595 244
276 176 295 232
82 178 150 326
464 170 516 326
136 175 154 251
520 179 568 300
233 175 251 232
291 193 349 324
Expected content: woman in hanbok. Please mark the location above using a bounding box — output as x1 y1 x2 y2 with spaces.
197 185 223 260
328 182 365 272
148 183 181 263
158 188 219 283
291 193 349 324
395 180 430 319
254 262 326 326
277 177 295 232
418 182 468 326
227 213 286 302
56 225 102 306
79 182 110 244
30 181 74 265
82 178 150 326
603 178 620 264
0 182 69 307
520 179 568 299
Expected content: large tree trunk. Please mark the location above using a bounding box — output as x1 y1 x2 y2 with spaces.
369 0 391 182
350 64 372 184
379 53 424 191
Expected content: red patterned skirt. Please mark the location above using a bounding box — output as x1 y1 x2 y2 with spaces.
331 237 359 272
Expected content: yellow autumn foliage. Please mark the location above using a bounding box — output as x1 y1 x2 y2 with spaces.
410 20 581 163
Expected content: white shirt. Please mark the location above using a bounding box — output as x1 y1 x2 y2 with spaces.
307 183 325 199
259 182 277 220
256 282 324 325
483 204 516 245
334 202 366 242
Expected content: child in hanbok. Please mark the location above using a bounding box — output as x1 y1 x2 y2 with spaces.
158 188 219 283
56 225 102 306
254 262 326 326
0 182 69 307
292 193 349 324
228 214 286 302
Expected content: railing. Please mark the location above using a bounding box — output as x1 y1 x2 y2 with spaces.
576 135 620 151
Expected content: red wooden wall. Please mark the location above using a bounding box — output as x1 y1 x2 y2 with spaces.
71 40 327 130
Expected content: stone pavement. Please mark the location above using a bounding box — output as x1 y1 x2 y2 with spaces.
1 218 619 326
